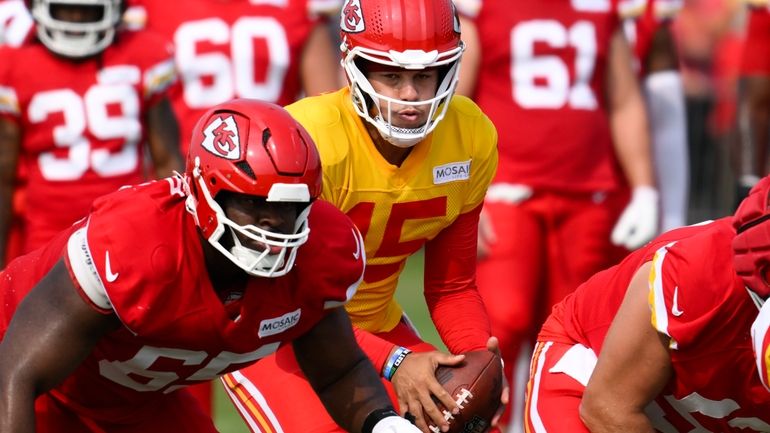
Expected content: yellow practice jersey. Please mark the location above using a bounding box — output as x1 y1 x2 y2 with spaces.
286 88 498 332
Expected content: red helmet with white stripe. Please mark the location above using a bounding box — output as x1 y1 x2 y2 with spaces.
185 99 322 277
339 0 464 148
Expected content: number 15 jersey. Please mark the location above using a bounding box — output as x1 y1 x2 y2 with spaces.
286 88 498 343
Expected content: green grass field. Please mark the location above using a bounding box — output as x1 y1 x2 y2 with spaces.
213 250 439 432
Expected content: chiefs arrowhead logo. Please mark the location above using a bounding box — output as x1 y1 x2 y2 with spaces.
201 115 241 160
340 0 364 33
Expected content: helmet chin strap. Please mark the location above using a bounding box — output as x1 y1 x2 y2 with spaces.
228 228 285 273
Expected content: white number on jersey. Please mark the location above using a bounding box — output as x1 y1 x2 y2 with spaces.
511 19 598 110
645 392 770 432
99 342 280 393
175 16 290 108
29 66 142 181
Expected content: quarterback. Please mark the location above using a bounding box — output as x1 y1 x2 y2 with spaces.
0 99 422 433
526 176 770 432
0 0 183 267
224 0 504 432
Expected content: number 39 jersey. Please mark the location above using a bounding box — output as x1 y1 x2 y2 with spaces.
131 0 340 153
0 178 364 420
0 31 177 254
456 0 623 192
286 88 498 333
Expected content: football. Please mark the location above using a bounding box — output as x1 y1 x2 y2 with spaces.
429 350 503 433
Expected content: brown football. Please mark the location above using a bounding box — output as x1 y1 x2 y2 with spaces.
430 350 503 433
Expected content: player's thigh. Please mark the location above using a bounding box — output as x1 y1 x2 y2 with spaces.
477 200 546 330
547 192 626 306
525 341 592 433
223 345 345 433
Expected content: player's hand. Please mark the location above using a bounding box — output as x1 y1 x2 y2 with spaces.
477 208 497 259
391 350 465 432
486 336 509 427
611 186 659 250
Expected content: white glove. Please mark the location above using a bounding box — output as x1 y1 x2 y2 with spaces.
372 416 422 433
611 186 660 250
485 183 533 204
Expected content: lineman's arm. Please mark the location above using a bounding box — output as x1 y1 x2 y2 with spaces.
300 22 343 96
0 259 120 433
294 307 419 433
0 117 20 268
580 262 672 432
145 97 183 178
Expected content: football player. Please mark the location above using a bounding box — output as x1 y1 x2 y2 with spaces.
621 0 688 233
223 0 506 432
526 175 770 431
0 0 31 267
736 3 770 206
124 0 343 155
454 0 657 428
120 0 344 412
0 0 183 269
0 99 423 433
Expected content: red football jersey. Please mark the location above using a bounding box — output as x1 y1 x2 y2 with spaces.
741 6 770 76
456 0 623 192
540 218 770 432
130 0 340 153
0 31 178 254
0 177 364 422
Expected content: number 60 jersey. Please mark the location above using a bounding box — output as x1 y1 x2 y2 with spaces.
0 31 177 254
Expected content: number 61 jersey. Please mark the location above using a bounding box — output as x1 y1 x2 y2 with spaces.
0 31 177 254
455 0 624 193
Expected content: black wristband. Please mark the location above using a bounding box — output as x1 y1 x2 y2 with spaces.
362 407 399 433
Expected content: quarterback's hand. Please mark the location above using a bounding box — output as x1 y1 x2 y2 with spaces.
611 186 659 250
486 336 510 428
477 207 496 259
391 350 465 432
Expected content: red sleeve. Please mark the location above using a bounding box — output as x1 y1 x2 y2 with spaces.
353 326 397 374
742 8 770 76
424 203 491 354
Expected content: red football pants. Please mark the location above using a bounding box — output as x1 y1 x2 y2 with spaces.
223 320 435 432
524 341 595 433
476 190 628 426
34 388 218 433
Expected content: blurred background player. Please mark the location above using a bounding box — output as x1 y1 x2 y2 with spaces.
0 0 183 269
526 176 770 432
124 0 343 154
118 0 344 413
223 0 506 431
0 98 423 433
0 0 32 267
454 0 657 429
621 0 689 232
735 1 770 207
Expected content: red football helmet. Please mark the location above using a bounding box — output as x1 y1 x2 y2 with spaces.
339 0 463 148
26 0 126 58
185 99 322 278
733 176 770 302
